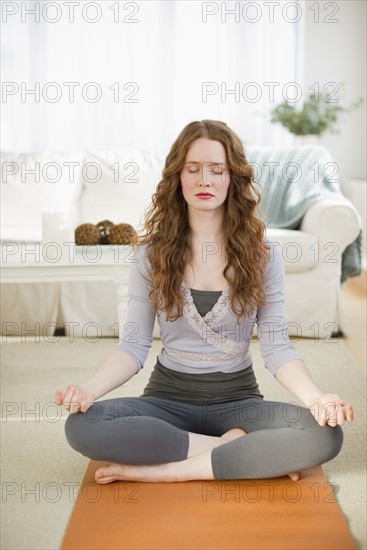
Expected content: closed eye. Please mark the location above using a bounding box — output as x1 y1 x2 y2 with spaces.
187 167 225 174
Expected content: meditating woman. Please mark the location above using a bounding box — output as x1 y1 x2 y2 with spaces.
55 119 353 484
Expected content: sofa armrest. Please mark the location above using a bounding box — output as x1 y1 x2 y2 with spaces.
299 198 362 259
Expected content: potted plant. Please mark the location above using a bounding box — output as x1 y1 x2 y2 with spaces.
270 81 363 144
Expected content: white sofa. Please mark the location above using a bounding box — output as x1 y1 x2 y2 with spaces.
1 148 362 339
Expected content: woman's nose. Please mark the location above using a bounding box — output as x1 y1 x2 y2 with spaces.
200 166 212 185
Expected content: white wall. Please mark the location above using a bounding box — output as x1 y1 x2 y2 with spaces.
303 0 366 183
0 1 299 153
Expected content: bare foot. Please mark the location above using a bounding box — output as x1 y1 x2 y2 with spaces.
95 429 249 484
94 427 301 484
95 462 301 484
220 427 247 443
95 462 174 484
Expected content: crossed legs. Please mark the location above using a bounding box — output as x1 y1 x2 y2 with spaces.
64 396 343 483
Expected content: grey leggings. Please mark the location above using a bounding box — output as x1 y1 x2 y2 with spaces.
64 395 344 479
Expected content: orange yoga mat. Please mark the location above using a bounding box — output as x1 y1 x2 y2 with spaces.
61 460 357 550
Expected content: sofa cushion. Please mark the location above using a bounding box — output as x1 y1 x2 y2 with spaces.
1 151 84 234
80 151 165 229
266 228 318 272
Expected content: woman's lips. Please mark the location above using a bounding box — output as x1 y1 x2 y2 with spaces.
196 193 214 198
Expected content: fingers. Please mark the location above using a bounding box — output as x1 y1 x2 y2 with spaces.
54 385 94 414
324 403 338 427
80 400 93 413
77 392 89 413
346 405 354 421
323 401 354 427
70 387 81 414
61 385 83 413
341 404 354 423
62 385 76 411
336 403 345 426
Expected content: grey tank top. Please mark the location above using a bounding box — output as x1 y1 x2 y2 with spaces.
141 289 264 404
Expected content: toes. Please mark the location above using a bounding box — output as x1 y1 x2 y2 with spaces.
95 468 115 483
95 467 114 481
95 464 125 483
96 476 114 484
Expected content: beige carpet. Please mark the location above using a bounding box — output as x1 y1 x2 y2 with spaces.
1 336 366 549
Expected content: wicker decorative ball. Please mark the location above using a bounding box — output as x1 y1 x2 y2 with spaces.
109 223 137 245
75 223 100 245
97 219 114 245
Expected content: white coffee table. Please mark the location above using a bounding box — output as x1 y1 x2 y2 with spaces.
1 243 135 335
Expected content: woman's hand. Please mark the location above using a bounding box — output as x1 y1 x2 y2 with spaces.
54 384 95 414
308 393 354 427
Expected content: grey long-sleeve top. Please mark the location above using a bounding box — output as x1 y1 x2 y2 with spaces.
115 239 303 377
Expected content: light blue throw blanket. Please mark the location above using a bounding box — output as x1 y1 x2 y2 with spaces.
246 145 362 284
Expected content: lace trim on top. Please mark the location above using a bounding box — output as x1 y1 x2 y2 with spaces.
180 281 248 355
164 346 249 364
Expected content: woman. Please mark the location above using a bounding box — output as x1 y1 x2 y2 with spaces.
55 120 353 484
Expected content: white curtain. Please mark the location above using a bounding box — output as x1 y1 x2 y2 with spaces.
1 0 303 152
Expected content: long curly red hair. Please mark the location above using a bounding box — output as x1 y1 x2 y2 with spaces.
136 119 270 324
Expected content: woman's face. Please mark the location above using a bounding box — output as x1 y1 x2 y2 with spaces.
180 138 231 212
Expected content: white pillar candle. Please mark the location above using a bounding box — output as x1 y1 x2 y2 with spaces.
42 212 64 246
